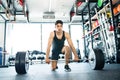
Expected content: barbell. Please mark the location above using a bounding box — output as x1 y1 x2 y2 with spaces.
15 48 105 74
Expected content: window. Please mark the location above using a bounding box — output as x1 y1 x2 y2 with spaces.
6 23 41 54
70 25 84 57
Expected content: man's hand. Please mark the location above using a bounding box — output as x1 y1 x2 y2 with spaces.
45 58 50 64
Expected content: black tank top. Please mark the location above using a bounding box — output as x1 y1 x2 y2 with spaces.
52 31 66 53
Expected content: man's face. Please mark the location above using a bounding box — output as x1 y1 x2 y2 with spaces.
55 23 63 32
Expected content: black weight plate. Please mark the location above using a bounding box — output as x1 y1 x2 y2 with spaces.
95 48 105 70
15 52 21 74
25 52 29 73
15 52 29 74
19 52 29 74
89 48 105 70
89 49 96 69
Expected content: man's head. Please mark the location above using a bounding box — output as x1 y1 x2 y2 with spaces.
55 20 63 32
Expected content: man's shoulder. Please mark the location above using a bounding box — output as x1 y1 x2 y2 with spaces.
50 31 54 33
64 31 70 38
64 31 68 34
50 31 55 37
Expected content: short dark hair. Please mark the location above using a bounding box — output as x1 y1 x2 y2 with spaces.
55 20 63 25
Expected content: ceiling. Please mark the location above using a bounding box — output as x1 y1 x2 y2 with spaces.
0 0 100 24
0 0 76 23
0 0 118 24
26 0 75 22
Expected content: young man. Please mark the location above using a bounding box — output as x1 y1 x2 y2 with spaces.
45 20 79 71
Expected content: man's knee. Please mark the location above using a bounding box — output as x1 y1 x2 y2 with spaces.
65 46 70 53
65 46 70 54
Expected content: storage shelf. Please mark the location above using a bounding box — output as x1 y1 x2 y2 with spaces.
84 3 110 26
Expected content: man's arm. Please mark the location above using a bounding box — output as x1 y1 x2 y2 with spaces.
46 32 54 59
65 32 78 58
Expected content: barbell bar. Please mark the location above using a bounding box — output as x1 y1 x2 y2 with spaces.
15 48 105 74
0 51 8 54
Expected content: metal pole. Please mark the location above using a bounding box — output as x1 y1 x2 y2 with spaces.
3 20 7 66
88 1 93 48
68 24 72 59
81 11 87 56
0 14 6 21
40 24 42 52
68 24 71 37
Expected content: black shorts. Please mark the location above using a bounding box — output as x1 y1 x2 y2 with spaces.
51 51 63 60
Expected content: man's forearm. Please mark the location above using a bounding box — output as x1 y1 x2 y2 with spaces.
46 48 50 59
71 46 78 57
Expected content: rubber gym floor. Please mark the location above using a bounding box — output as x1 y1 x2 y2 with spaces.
0 63 120 80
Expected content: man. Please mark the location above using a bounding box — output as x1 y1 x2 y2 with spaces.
45 20 79 71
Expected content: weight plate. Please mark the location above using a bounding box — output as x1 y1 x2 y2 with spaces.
19 52 29 74
15 52 29 74
25 52 29 72
89 49 96 69
89 48 105 70
15 52 21 74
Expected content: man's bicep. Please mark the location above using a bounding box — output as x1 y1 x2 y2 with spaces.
67 38 74 47
47 33 53 47
48 37 53 46
66 33 74 47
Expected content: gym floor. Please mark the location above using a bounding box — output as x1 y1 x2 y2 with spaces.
0 63 120 80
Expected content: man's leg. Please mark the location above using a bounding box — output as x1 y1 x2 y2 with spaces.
51 52 59 71
62 46 71 71
62 46 70 65
51 60 57 71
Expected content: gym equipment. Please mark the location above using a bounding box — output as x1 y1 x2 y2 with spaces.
8 55 15 66
109 25 114 31
98 0 103 7
15 52 29 74
37 54 45 64
58 54 65 59
95 6 116 63
5 0 17 21
0 47 2 65
62 56 64 59
117 4 120 12
15 48 105 74
0 50 9 67
89 48 104 70
107 12 111 18
76 40 81 59
18 0 24 6
113 7 118 15
28 50 46 64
